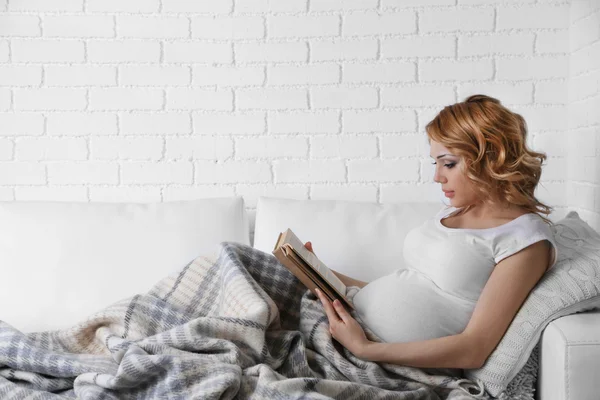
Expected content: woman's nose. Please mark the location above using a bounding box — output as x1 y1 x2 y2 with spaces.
433 167 445 184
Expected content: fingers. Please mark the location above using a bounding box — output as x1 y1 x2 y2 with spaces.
332 299 349 323
315 288 341 323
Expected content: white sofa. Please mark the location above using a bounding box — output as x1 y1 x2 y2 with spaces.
0 196 597 399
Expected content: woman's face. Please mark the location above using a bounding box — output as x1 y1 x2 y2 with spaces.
429 140 479 207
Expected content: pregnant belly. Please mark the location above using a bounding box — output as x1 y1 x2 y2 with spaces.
352 269 474 343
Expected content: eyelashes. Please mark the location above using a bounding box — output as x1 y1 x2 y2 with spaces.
431 162 456 169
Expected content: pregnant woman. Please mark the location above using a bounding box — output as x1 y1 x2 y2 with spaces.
306 94 558 376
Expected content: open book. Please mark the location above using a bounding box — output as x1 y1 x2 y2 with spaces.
272 228 355 311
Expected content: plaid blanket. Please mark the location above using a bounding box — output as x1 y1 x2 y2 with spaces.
0 242 530 399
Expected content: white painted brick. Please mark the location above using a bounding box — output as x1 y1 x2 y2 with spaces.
274 160 345 183
90 88 163 111
15 137 87 160
268 64 339 85
89 186 162 202
0 15 40 36
237 88 307 110
421 59 493 81
459 0 534 4
381 182 440 204
420 9 494 33
162 0 232 13
381 134 423 157
569 70 600 102
237 0 304 12
48 162 118 184
569 96 600 128
0 41 8 62
343 110 415 132
570 11 600 52
0 113 43 136
311 0 377 11
165 42 232 63
569 0 599 23
535 80 568 104
513 105 569 131
311 87 377 109
0 89 9 110
269 111 339 134
0 138 13 160
117 16 188 39
15 186 88 201
191 16 264 39
88 40 160 63
349 159 418 182
8 0 82 12
383 0 454 6
0 0 5 11
236 42 307 63
458 34 534 57
87 0 159 12
497 56 569 80
536 31 569 54
236 137 308 158
162 185 235 201
568 127 597 158
47 112 116 135
45 66 116 86
119 66 190 86
570 41 600 76
269 15 339 38
0 65 42 86
498 5 570 30
14 88 86 111
43 15 114 38
343 11 416 36
534 182 566 208
12 39 84 62
0 187 14 200
343 62 414 83
311 135 377 158
381 36 455 58
381 85 455 107
121 162 192 184
311 184 377 202
167 88 232 111
0 162 45 184
91 137 163 160
193 112 265 135
311 39 377 61
569 182 595 209
165 136 233 159
457 82 533 105
193 66 264 87
121 113 189 135
236 184 307 208
533 132 568 157
195 160 271 183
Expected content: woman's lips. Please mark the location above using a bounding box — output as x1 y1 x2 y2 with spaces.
444 191 455 198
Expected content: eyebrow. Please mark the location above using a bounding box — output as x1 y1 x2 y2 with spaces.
429 153 455 159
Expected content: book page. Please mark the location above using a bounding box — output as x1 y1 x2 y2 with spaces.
281 230 347 295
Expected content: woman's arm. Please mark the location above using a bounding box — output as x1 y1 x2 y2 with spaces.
331 270 369 289
360 332 479 369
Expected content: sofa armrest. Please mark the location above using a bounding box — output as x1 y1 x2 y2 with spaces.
538 310 600 400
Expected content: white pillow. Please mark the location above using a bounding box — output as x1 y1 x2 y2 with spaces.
0 197 250 333
253 196 443 282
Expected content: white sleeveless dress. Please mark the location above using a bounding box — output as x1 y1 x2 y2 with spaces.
351 205 558 347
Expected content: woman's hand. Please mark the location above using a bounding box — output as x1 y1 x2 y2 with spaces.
304 241 316 256
314 287 371 358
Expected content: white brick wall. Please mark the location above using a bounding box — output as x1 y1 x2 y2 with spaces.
0 0 597 232
567 0 600 229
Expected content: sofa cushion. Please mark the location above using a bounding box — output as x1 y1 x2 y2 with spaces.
253 196 444 282
463 211 600 397
0 197 250 333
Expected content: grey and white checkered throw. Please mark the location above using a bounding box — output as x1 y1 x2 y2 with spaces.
0 242 534 399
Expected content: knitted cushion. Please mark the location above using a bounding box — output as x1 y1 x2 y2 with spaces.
463 211 600 397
